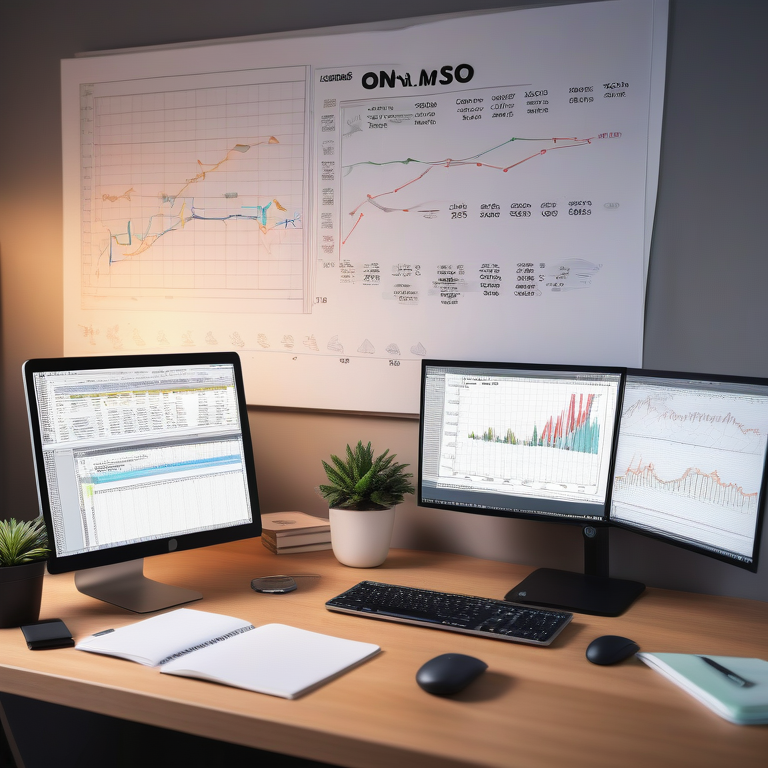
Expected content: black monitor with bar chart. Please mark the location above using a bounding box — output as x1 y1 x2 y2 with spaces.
419 360 644 615
419 361 623 524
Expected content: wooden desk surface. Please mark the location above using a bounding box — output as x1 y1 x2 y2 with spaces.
0 540 766 768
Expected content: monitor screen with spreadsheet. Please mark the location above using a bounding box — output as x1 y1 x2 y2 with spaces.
609 370 768 571
23 352 261 610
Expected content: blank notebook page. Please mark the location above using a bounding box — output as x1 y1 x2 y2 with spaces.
160 622 380 698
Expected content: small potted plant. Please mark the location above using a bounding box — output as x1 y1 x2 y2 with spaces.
318 441 415 567
0 517 49 628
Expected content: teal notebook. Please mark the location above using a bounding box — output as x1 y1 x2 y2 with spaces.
638 653 768 725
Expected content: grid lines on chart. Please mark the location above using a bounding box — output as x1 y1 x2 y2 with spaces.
82 73 308 311
612 385 768 530
452 379 605 487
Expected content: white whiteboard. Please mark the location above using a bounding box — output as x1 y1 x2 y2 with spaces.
62 0 668 413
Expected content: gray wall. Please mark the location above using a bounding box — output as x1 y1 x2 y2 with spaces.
1 1 766 601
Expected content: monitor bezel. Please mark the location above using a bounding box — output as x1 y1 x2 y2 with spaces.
608 367 768 573
23 351 262 574
418 359 626 528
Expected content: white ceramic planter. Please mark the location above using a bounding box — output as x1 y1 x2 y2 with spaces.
329 506 396 568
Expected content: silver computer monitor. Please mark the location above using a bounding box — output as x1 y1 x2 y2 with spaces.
23 351 261 612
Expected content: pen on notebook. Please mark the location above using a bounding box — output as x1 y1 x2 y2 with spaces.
700 656 754 688
93 628 115 637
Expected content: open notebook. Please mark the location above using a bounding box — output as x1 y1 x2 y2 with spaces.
76 608 380 699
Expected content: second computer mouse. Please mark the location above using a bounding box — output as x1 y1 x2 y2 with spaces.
416 653 488 695
586 635 640 665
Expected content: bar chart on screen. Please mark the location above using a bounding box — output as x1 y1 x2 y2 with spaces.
445 375 617 495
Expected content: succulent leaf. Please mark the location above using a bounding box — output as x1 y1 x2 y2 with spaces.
318 441 414 511
330 453 352 480
0 517 49 567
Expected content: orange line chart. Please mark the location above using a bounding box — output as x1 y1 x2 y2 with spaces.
614 456 759 513
104 138 293 264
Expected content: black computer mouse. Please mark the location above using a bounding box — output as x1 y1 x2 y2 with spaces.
416 653 488 695
586 635 639 665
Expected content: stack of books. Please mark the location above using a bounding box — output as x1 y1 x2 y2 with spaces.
261 511 332 555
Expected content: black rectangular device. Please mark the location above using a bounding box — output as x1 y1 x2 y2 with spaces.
326 581 573 646
21 619 75 650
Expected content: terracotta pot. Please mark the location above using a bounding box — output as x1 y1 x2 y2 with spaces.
0 560 46 628
329 506 396 568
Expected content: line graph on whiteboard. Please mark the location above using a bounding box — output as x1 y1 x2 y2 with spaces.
337 86 618 261
63 0 669 410
329 82 625 318
341 133 596 244
80 67 310 315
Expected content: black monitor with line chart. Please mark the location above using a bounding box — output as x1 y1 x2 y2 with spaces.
420 361 623 523
609 370 768 571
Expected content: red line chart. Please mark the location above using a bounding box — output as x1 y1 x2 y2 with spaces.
341 135 595 244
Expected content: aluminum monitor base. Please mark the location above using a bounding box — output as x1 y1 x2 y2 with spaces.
75 559 202 614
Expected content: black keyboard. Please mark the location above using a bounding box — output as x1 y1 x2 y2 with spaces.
326 581 572 646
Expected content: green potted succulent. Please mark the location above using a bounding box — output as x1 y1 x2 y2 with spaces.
319 441 414 567
0 517 50 628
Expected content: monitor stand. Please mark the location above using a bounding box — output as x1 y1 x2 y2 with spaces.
75 559 203 614
504 526 645 616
